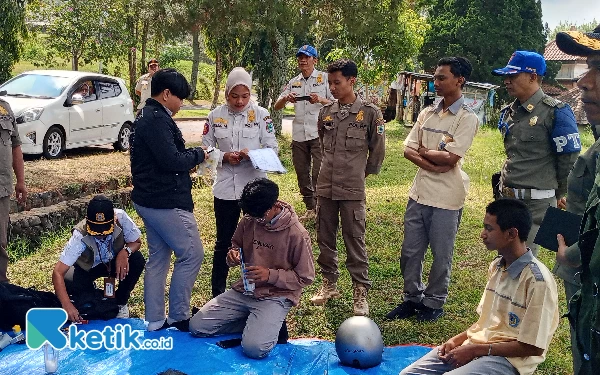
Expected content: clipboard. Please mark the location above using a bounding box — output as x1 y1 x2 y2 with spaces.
534 206 582 252
248 148 287 174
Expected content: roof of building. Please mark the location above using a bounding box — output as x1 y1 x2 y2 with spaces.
541 82 568 96
544 40 585 62
557 87 588 124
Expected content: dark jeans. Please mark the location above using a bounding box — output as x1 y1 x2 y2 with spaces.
212 197 242 297
65 251 145 306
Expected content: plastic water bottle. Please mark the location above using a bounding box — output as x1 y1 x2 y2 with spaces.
239 247 255 295
0 325 24 351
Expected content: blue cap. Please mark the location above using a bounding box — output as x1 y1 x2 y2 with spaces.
296 45 318 58
491 51 546 76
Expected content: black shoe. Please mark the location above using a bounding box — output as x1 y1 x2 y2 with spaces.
277 320 289 344
386 300 423 320
170 318 190 332
416 306 444 322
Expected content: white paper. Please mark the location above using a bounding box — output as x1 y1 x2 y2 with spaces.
248 148 287 174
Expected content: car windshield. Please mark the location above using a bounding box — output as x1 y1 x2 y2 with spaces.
0 74 72 99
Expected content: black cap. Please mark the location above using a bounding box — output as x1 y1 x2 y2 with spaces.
86 195 114 235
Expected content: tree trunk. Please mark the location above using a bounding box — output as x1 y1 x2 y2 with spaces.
269 30 287 135
140 20 149 73
127 15 138 92
189 26 201 101
72 51 79 71
211 51 223 109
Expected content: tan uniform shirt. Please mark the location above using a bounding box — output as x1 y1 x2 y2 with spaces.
278 69 332 142
404 97 479 210
0 99 21 198
135 73 153 110
500 89 580 198
466 251 559 375
316 96 385 200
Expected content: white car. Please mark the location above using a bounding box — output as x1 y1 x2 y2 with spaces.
0 70 135 159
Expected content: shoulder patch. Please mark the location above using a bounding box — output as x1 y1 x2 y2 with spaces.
203 121 209 135
527 262 545 282
542 95 560 107
551 104 581 154
461 104 475 113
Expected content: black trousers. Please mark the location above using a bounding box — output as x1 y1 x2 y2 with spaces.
65 251 145 306
212 197 242 298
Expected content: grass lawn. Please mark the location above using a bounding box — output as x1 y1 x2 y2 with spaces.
174 109 211 119
8 121 582 374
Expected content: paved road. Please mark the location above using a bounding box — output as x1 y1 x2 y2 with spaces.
175 118 293 144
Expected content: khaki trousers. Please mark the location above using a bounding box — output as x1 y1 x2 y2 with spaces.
316 196 370 287
0 196 9 282
292 139 322 210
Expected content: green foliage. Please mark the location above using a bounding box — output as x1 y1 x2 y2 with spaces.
419 0 547 104
173 61 215 101
548 19 599 41
41 0 132 70
0 0 27 83
159 44 194 68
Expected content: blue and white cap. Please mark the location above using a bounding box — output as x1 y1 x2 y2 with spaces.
492 51 546 76
296 45 318 58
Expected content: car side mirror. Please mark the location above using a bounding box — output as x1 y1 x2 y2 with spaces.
71 94 85 105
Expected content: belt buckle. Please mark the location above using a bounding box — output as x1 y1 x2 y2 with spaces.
502 187 515 198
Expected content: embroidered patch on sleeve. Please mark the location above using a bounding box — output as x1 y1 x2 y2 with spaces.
203 121 210 135
266 118 274 133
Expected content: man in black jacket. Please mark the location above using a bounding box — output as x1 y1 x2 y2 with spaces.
130 68 208 332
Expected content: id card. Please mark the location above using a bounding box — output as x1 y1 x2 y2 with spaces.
104 277 116 298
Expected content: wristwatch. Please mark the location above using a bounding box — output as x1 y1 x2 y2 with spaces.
124 246 132 257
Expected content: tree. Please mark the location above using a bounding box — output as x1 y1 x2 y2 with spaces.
0 0 27 83
419 0 548 103
43 1 131 70
548 19 599 41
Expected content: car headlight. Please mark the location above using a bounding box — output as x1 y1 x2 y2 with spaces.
17 107 44 123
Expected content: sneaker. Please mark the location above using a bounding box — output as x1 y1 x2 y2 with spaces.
116 304 129 318
167 318 191 332
147 319 169 332
385 300 423 320
310 279 341 305
299 209 316 222
353 284 369 316
416 306 444 322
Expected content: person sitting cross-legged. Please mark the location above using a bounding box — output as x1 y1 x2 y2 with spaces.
189 178 315 359
400 199 559 375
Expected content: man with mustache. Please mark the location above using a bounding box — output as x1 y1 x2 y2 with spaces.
556 24 600 375
492 51 580 256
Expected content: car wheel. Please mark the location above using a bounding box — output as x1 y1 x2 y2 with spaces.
113 123 132 151
43 126 65 159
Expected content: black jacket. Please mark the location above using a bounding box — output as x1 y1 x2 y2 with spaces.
130 98 205 212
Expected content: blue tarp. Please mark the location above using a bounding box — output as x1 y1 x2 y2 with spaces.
0 318 431 375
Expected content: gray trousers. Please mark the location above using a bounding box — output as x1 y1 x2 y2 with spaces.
0 196 9 282
399 347 519 375
189 289 292 359
134 203 204 322
316 196 370 287
401 199 461 309
292 139 322 210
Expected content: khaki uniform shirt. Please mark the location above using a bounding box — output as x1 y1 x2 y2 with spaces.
404 97 479 210
135 73 153 110
500 89 580 198
316 96 385 200
278 69 332 142
202 102 279 200
466 251 559 375
0 99 22 198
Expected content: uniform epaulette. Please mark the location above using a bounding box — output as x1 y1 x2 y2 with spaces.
322 101 334 108
542 95 564 108
527 261 545 281
364 102 380 111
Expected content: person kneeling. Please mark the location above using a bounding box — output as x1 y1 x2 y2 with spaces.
400 199 558 375
52 195 145 322
189 178 315 359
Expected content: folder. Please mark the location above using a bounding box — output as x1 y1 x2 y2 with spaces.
534 206 582 252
